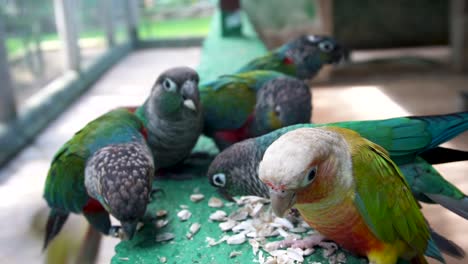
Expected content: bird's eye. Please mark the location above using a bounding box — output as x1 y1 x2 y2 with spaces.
162 78 177 92
302 166 318 187
212 173 226 187
274 105 281 116
318 41 334 53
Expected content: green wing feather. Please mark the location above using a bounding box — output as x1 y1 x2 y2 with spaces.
351 136 430 254
200 71 286 132
43 108 145 213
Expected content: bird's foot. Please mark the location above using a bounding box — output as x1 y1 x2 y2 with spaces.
109 225 124 239
265 233 338 256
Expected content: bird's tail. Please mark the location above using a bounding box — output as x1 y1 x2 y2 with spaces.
430 228 465 260
420 147 468 164
409 111 468 151
43 208 69 251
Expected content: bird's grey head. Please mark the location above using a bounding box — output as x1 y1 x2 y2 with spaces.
208 139 269 200
148 67 200 117
254 76 312 135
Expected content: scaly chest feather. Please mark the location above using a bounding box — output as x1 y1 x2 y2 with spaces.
295 195 384 256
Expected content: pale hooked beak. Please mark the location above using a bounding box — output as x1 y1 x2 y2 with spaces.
269 189 296 218
181 80 199 111
183 99 196 111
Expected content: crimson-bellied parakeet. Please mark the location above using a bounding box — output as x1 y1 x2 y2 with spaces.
200 70 311 150
43 108 154 249
237 35 345 80
208 112 468 221
134 67 202 169
258 127 433 263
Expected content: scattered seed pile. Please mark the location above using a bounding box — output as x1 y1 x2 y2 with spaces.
157 193 347 264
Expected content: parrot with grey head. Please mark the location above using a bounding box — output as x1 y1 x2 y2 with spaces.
258 127 443 263
200 70 311 150
237 35 345 80
208 112 468 222
134 67 202 169
43 108 154 250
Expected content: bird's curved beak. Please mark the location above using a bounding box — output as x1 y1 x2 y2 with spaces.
121 221 138 240
269 189 296 218
181 80 199 111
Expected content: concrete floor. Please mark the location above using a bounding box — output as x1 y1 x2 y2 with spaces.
0 47 467 264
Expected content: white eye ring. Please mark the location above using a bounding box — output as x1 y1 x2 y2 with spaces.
212 173 226 187
302 166 317 187
162 78 177 92
318 41 334 53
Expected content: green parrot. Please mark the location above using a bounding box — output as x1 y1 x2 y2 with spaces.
43 108 154 249
208 112 468 221
237 35 345 80
258 127 434 263
200 70 311 149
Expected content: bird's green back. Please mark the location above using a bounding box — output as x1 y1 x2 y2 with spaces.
200 71 286 132
43 108 146 213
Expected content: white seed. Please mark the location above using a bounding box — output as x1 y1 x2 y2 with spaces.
232 220 254 233
180 204 189 209
206 235 228 246
190 193 205 202
177 209 192 221
249 239 260 255
209 210 227 221
229 209 249 221
237 196 270 205
286 248 304 262
269 250 287 257
250 202 264 217
302 248 315 256
246 231 257 238
272 217 294 230
229 251 242 258
208 197 224 208
219 219 237 231
187 222 201 238
156 232 175 242
336 252 347 263
159 256 167 263
289 227 307 233
155 219 169 229
136 222 144 231
118 257 129 261
156 210 168 218
227 233 246 245
190 222 201 234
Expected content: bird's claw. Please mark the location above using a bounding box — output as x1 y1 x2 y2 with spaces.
109 226 124 239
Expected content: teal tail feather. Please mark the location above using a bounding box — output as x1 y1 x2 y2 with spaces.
43 208 69 251
428 228 465 261
410 111 468 152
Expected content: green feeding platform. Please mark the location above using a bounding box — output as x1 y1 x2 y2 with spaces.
113 11 365 264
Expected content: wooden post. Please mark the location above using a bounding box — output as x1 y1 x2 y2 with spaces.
101 0 115 47
53 0 80 71
0 17 17 122
219 0 243 37
451 0 468 72
126 0 140 46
